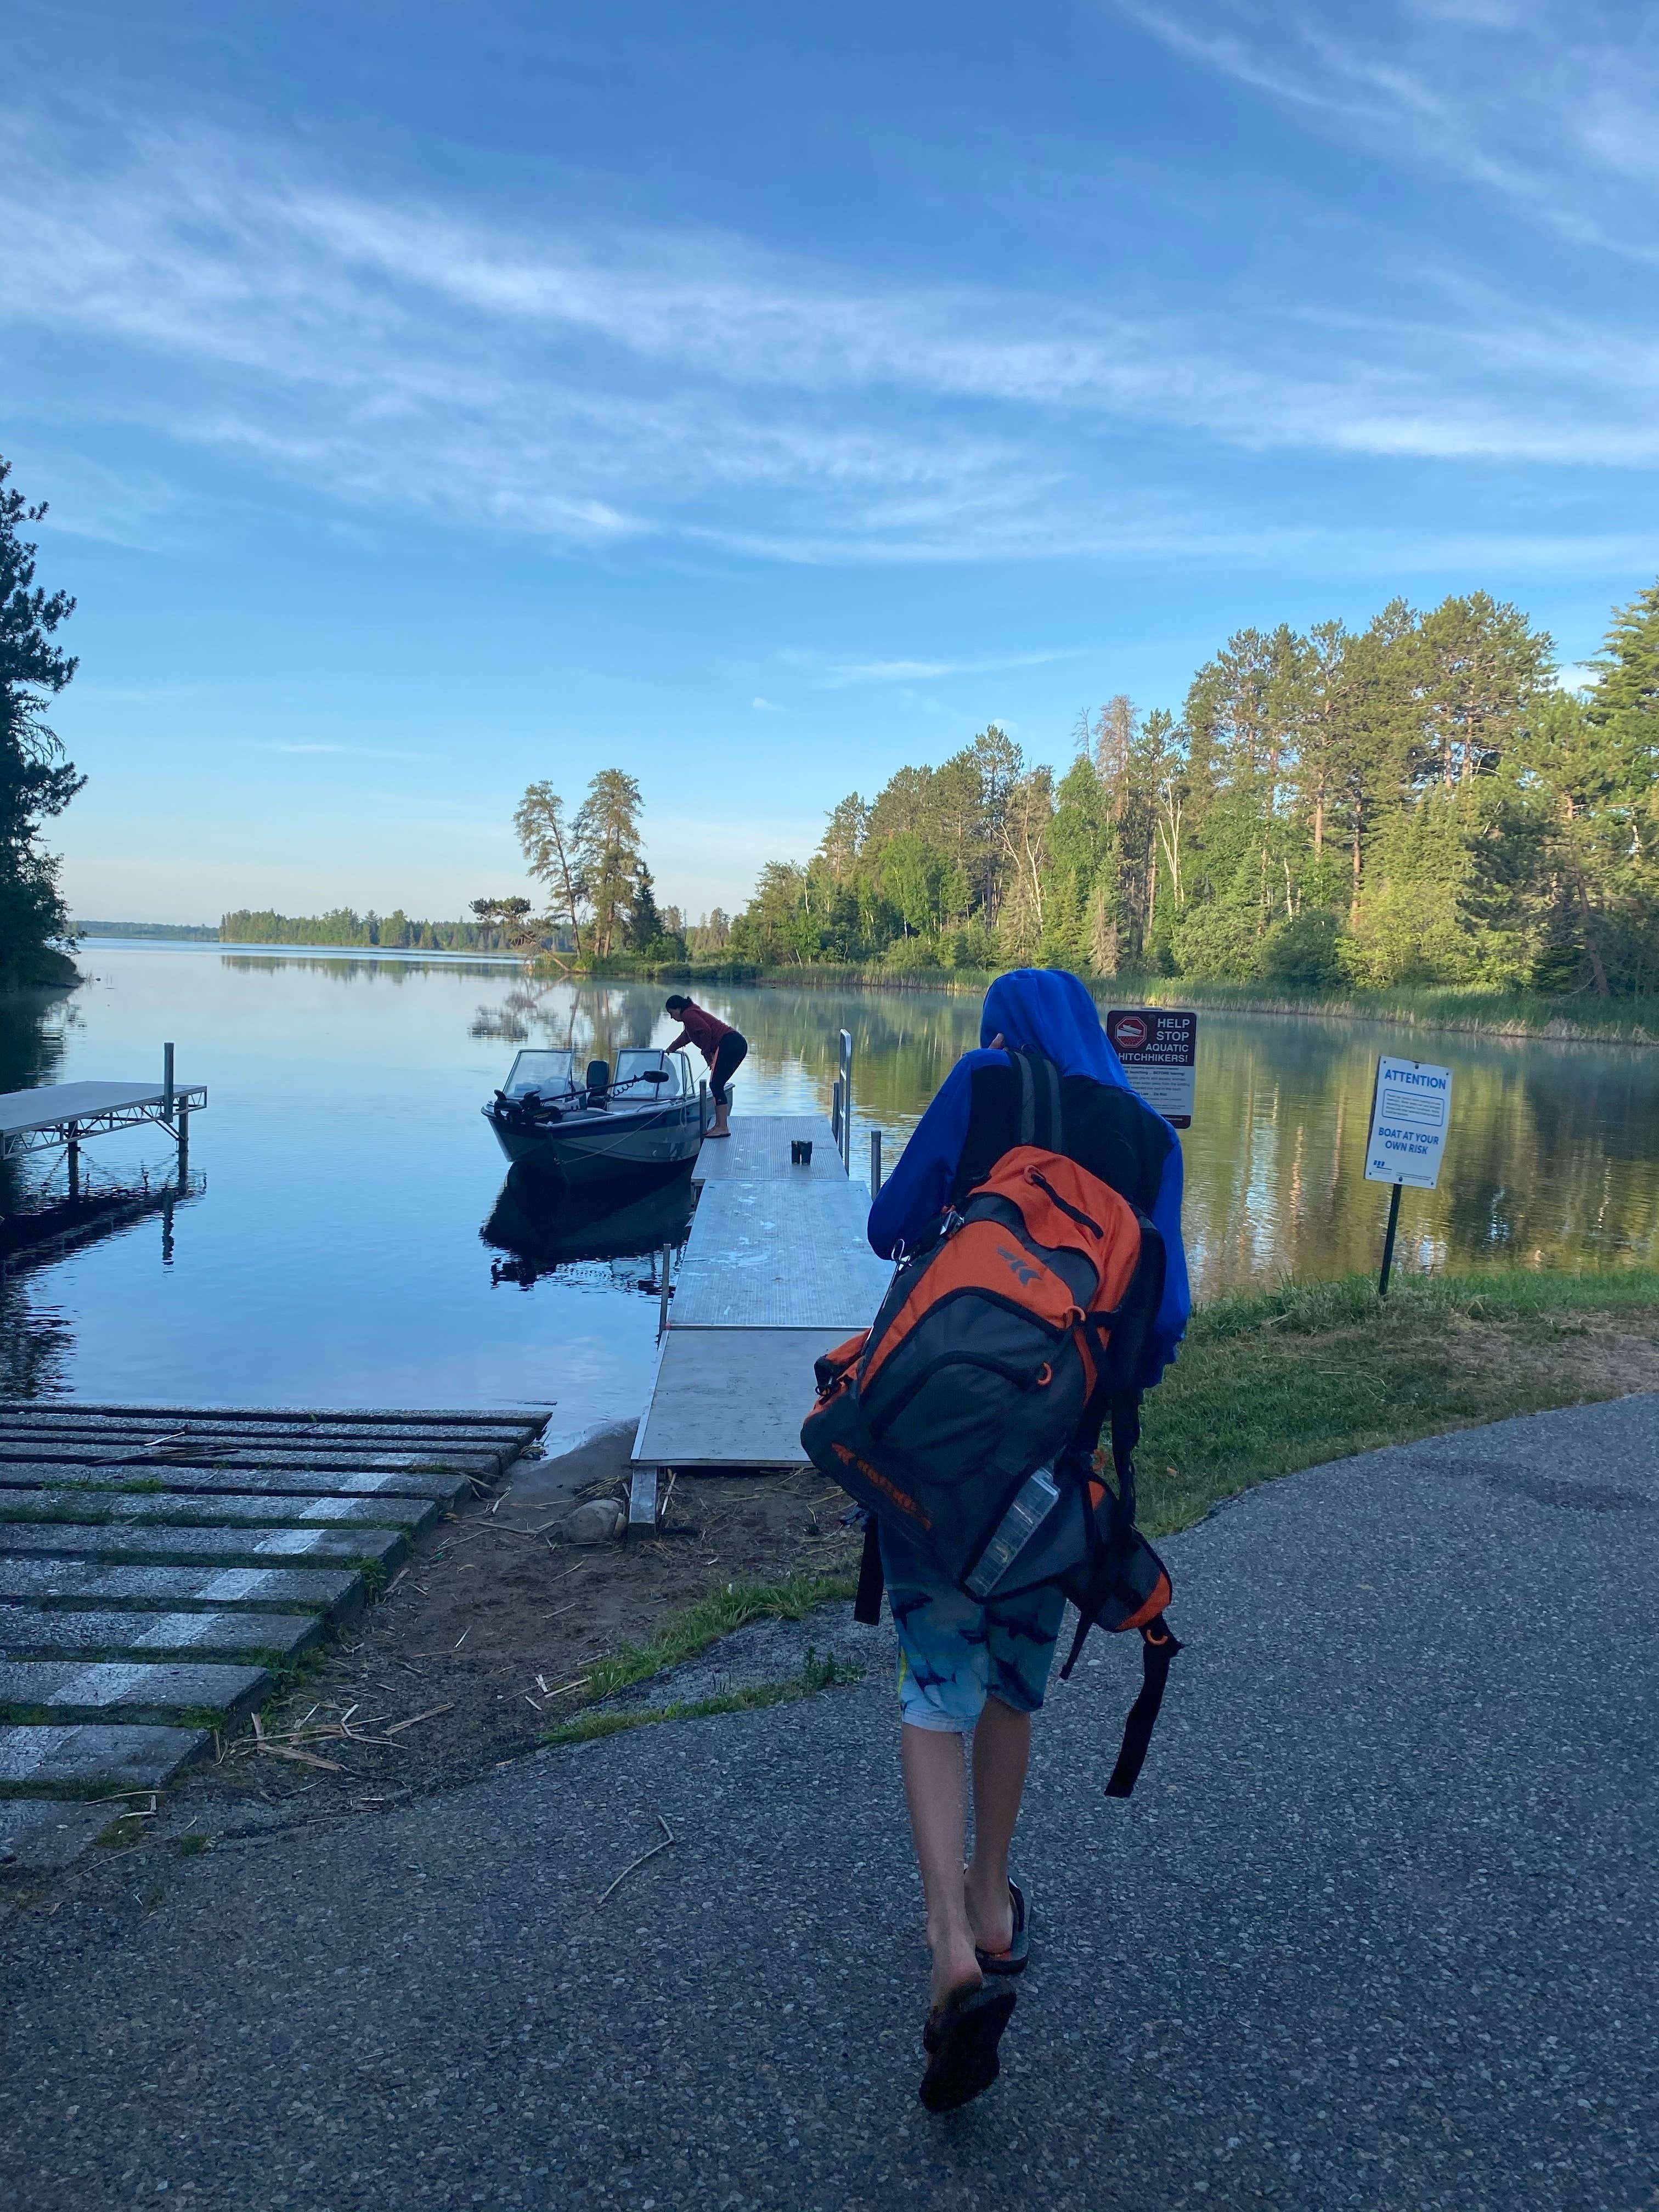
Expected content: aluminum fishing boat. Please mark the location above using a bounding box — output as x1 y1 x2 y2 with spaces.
482 1047 705 1184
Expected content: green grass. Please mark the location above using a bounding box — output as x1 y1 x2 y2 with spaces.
536 1266 1657 1740
541 1646 861 1750
580 1569 859 1702
1130 977 1659 1046
1137 1266 1659 1534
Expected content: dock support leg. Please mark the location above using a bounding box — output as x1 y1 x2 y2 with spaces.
628 1466 661 1528
177 1106 190 1176
66 1127 80 1203
163 1042 175 1123
869 1128 882 1197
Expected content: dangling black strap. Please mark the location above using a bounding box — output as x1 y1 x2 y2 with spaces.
854 1516 884 1626
1109 1392 1142 1532
1104 1620 1182 1798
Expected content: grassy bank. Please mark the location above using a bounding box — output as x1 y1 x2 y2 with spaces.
531 1267 1659 1745
1138 1267 1659 1534
532 954 1659 1047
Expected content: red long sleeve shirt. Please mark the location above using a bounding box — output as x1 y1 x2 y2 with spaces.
665 1002 736 1066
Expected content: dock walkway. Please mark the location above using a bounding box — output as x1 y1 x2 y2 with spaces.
630 1114 890 1479
0 1076 208 1164
0 1403 544 1867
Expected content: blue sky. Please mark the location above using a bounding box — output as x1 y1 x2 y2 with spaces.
4 0 1656 924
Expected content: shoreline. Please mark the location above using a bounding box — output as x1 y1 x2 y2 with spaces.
544 958 1659 1050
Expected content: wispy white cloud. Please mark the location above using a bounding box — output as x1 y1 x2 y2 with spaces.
266 742 433 759
786 648 1077 688
750 696 782 711
1119 2 1659 259
2 103 1656 569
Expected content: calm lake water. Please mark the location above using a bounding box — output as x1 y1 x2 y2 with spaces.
3 944 1657 1436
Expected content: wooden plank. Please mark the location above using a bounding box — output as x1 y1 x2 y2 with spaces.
0 1403 545 1431
0 1462 474 1502
0 1489 439 1535
0 1658 269 1727
669 1178 889 1329
0 1522 407 1574
0 1607 323 1665
0 1442 506 1474
1 1799 114 1874
633 1328 839 1468
0 1559 365 1618
0 1722 210 1797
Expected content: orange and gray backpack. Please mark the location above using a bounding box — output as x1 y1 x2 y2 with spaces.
801 1049 1181 1797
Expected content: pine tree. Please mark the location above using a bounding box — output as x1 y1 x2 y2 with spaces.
0 458 83 980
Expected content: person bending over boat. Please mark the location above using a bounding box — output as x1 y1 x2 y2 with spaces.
663 996 748 1139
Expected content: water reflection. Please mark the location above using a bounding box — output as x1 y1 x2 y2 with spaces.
4 947 1656 1417
482 1163 697 1288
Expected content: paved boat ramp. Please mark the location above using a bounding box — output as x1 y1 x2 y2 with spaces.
629 1111 891 1513
0 1406 543 1869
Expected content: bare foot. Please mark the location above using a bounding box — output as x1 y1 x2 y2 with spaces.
928 1932 984 2016
965 1866 1014 1957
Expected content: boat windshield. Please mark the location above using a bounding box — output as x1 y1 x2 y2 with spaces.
615 1049 682 1096
503 1050 576 1098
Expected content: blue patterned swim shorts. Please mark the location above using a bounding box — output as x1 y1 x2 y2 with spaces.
879 1519 1067 1735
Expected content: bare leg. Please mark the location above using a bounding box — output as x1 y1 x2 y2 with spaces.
900 1723 983 2011
965 1697 1030 1955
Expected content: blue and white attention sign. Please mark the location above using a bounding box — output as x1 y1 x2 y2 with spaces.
1364 1056 1453 1189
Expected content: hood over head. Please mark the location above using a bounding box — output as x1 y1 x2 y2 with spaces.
980 968 1130 1088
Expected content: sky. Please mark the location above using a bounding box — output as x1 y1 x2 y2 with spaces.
3 0 1656 924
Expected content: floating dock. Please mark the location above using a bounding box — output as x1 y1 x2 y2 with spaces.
0 1404 543 1866
629 1114 891 1493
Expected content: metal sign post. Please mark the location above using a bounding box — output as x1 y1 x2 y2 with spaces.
836 1028 854 1170
1363 1054 1453 1296
1105 1008 1198 1127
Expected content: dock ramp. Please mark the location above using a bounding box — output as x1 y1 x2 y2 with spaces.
630 1114 890 1482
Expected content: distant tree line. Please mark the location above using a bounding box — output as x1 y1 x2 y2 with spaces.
727 580 1659 998
220 909 519 951
76 921 218 941
0 458 83 986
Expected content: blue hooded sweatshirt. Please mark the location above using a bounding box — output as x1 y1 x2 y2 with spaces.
866 968 1190 1384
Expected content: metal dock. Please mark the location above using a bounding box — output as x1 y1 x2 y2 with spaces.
629 1105 891 1499
0 1047 206 1199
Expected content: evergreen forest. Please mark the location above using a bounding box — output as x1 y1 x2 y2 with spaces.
728 582 1659 1000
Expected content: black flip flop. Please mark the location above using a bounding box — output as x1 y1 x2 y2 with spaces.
974 1874 1030 1977
919 1979 1017 2112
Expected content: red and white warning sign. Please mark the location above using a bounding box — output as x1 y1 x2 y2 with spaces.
1105 1007 1198 1128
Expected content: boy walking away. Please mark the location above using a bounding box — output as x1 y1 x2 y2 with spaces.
663 995 748 1139
814 969 1189 2111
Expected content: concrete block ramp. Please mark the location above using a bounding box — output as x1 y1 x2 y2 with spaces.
0 1403 545 1866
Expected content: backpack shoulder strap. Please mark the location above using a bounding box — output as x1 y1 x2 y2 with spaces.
1011 1049 1063 1152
